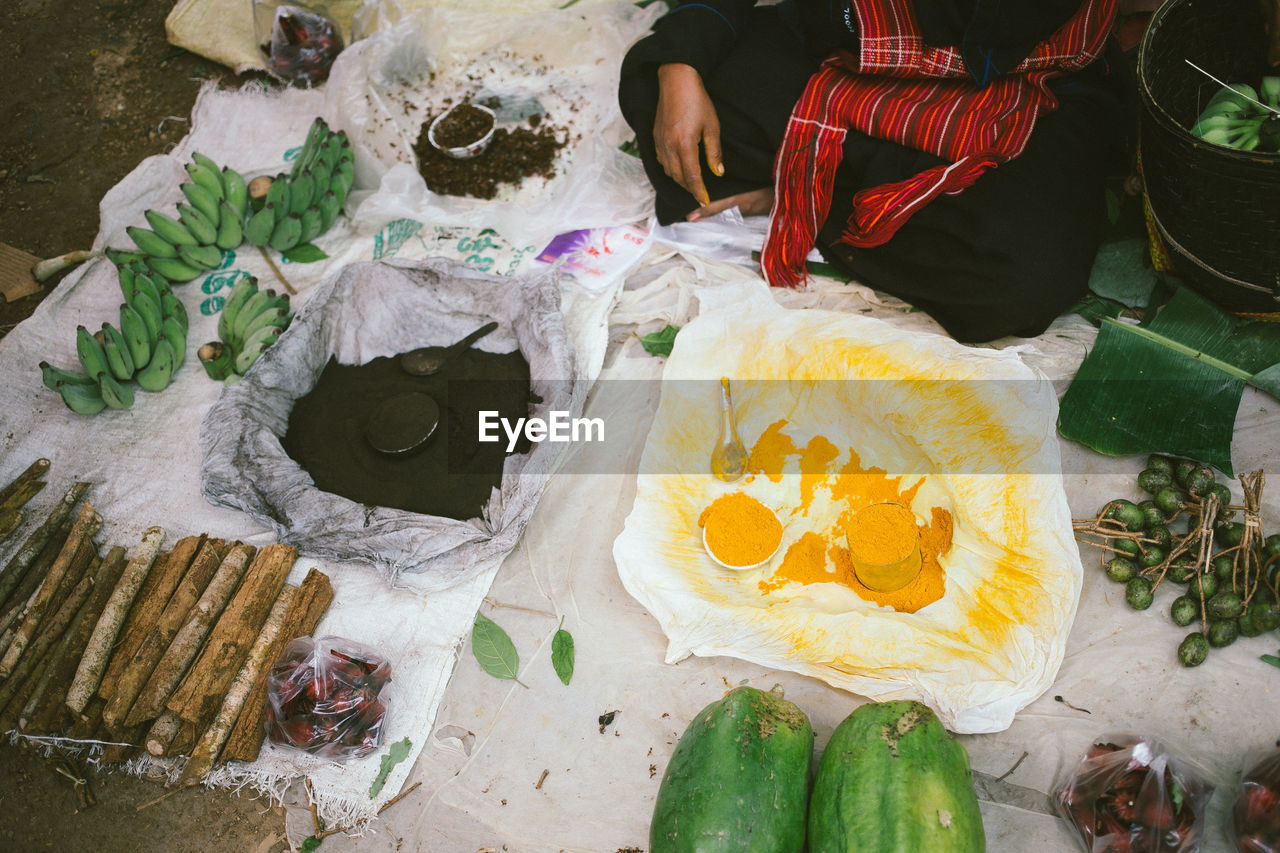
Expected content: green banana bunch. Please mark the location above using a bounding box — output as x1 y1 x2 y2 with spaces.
257 117 354 253
1191 78 1280 152
200 274 293 381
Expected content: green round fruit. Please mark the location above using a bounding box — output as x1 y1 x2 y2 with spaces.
1207 590 1244 620
1237 610 1263 637
1125 577 1155 610
1249 598 1280 632
1207 618 1239 648
1138 500 1167 529
1185 466 1215 498
1146 454 1175 477
1104 499 1146 532
1167 561 1198 584
1137 468 1173 495
1153 487 1184 518
1138 546 1166 570
1146 526 1173 549
1106 558 1138 583
1178 632 1210 667
1208 482 1233 511
1213 554 1236 582
1111 538 1141 558
1190 572 1218 601
1170 595 1198 627
1173 459 1198 487
1216 522 1245 549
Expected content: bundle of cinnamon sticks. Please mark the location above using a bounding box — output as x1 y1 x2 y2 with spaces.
0 464 333 786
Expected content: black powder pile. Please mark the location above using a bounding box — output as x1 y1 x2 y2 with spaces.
282 346 533 521
414 108 565 200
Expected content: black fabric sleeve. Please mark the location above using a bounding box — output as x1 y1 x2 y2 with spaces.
912 0 1083 84
627 0 759 79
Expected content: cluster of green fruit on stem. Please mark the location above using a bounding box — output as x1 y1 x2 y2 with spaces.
1190 78 1280 152
1075 456 1280 668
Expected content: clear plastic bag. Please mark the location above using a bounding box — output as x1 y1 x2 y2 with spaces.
253 2 345 85
1053 735 1215 853
264 635 391 760
1229 745 1280 853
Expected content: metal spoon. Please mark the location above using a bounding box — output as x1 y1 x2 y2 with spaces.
399 321 499 376
710 377 748 482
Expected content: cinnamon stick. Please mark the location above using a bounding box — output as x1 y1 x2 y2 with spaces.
0 481 87 612
66 526 166 714
221 567 333 763
180 585 296 784
166 544 297 730
0 516 73 637
144 709 183 757
0 458 49 509
0 503 101 676
98 534 205 701
21 546 128 734
123 543 255 728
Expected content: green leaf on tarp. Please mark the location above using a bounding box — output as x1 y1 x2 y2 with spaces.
472 611 525 686
283 242 329 263
1057 287 1280 477
1085 237 1159 308
370 737 413 798
552 619 574 685
1067 293 1125 327
640 324 680 357
300 837 322 852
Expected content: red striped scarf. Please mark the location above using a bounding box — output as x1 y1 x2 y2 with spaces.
760 0 1116 288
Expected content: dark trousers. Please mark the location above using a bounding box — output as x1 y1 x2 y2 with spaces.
618 7 1134 342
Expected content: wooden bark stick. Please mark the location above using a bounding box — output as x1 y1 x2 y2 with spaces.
65 526 166 715
0 516 73 638
166 544 297 730
21 547 127 734
68 695 105 741
0 459 50 508
0 651 52 732
100 538 227 727
98 535 205 701
222 567 333 763
144 710 183 757
0 503 101 676
123 543 255 728
0 481 87 611
0 533 97 680
0 564 98 720
180 585 296 785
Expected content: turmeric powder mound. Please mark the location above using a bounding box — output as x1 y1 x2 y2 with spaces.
758 531 831 593
832 506 952 612
829 451 924 525
799 435 840 513
747 419 797 482
699 491 783 568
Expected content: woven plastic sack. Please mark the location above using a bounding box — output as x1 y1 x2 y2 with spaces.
1229 744 1280 853
1053 734 1214 853
265 635 391 760
200 257 581 594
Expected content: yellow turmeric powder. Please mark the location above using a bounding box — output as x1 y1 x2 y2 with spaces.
747 419 796 482
699 491 783 568
847 502 918 565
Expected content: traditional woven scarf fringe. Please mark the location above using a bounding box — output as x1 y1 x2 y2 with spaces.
761 0 1116 287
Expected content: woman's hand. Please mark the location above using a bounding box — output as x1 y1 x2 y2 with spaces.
654 63 724 207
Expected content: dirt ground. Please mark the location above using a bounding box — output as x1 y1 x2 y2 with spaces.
0 1 290 849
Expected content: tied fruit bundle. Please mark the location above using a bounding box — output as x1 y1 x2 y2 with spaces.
198 274 293 383
1231 747 1280 853
264 635 390 761
1190 78 1280 152
1054 737 1213 853
39 261 190 414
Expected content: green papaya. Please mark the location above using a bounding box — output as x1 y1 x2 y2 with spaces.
808 700 985 853
649 685 814 853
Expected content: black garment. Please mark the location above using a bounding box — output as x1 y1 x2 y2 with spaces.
617 0 1136 343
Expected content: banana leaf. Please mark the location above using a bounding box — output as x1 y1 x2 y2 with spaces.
1057 287 1280 477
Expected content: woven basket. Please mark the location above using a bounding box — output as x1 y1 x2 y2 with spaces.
1138 0 1280 312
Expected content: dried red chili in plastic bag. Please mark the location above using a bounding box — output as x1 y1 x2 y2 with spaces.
253 2 344 85
1231 746 1280 853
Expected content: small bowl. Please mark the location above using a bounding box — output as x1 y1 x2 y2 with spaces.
427 102 497 160
701 498 783 571
846 502 922 592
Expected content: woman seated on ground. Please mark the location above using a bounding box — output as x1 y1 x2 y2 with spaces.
619 0 1136 343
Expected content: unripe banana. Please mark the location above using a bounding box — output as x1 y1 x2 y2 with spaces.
231 289 274 345
147 256 204 283
75 325 111 380
178 243 224 271
144 209 199 247
119 302 152 370
240 323 283 354
244 204 277 247
97 370 135 410
217 275 259 343
117 264 136 300
240 307 287 344
159 286 189 334
265 173 291 213
299 205 324 244
222 167 249 219
57 379 107 415
135 337 177 392
131 272 163 309
288 170 315 216
191 151 224 178
106 247 148 266
329 171 353 208
269 213 304 253
310 159 332 207
185 160 225 202
177 202 218 245
130 288 164 348
181 182 221 228
198 340 234 381
100 322 136 381
160 316 187 370
317 190 342 232
214 199 244 251
39 361 95 391
233 338 272 376
293 117 329 179
126 225 179 259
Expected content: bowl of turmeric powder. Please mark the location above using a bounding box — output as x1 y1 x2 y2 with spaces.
845 501 922 592
698 491 783 570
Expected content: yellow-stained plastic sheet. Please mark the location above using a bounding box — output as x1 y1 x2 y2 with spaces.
613 281 1083 733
